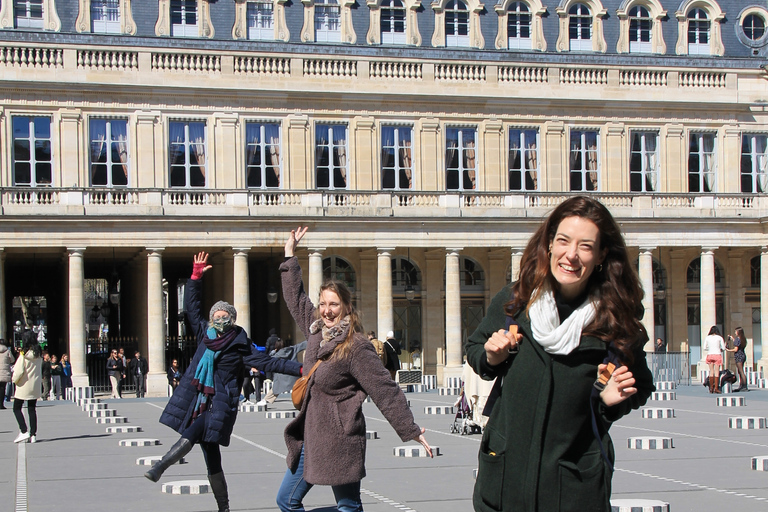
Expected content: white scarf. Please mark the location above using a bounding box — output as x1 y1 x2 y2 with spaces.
528 286 598 356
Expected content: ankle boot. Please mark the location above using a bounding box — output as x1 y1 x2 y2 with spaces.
144 438 193 482
208 472 230 512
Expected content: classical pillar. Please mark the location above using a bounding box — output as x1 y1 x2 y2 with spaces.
68 248 88 387
146 248 167 396
377 248 395 342
233 248 251 337
700 248 718 344
638 248 655 351
308 249 324 306
444 248 463 383
760 248 768 374
511 249 524 283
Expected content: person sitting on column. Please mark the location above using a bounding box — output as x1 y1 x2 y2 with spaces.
383 331 401 380
145 251 303 512
129 351 149 398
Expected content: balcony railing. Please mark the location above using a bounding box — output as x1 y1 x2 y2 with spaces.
1 188 765 219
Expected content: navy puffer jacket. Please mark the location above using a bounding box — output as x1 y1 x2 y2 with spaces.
159 277 302 446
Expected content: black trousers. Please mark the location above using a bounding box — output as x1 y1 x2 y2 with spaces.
13 399 37 435
181 411 222 475
134 374 146 397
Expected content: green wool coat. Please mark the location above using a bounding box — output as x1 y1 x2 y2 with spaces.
465 284 655 512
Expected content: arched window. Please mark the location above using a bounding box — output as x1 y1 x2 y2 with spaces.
460 257 484 291
445 0 470 47
686 257 724 288
568 3 592 51
628 5 651 53
315 0 341 42
751 256 761 287
687 8 709 55
391 257 422 293
381 0 406 44
323 256 356 291
507 2 531 50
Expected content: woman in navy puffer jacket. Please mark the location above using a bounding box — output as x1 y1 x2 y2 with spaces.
145 252 302 512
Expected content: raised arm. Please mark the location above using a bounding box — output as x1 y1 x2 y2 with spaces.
185 252 213 342
279 227 317 339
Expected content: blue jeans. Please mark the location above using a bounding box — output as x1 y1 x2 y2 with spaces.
276 447 363 512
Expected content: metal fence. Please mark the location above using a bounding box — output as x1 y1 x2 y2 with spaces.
86 335 198 394
646 351 691 386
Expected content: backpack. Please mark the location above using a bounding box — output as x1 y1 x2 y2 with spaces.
370 338 387 367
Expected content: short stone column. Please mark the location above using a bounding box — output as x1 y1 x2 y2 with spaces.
377 248 394 342
233 248 251 336
146 248 167 396
308 249 324 306
444 249 463 384
68 248 89 387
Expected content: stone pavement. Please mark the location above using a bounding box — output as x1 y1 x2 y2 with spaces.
3 383 768 512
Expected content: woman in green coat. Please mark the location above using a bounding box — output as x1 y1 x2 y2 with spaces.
465 196 655 512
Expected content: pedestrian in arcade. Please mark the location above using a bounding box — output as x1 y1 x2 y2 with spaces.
12 332 43 443
145 251 302 512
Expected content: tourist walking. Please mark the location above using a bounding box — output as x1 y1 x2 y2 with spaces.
0 339 15 409
12 332 43 443
276 227 431 512
106 349 123 399
465 196 654 512
145 251 302 512
704 326 725 394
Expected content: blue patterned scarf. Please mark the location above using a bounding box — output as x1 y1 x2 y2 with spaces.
190 327 236 420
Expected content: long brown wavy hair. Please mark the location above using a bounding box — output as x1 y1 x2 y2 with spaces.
507 196 646 363
316 279 364 360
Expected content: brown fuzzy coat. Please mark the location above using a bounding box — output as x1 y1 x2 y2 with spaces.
280 256 421 486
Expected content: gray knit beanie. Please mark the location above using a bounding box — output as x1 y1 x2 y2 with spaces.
209 301 237 323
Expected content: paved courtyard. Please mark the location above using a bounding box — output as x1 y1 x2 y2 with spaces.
3 382 768 512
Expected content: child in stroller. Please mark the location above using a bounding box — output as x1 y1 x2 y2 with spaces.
450 387 482 435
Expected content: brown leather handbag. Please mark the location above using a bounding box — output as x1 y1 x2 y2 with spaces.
291 359 323 410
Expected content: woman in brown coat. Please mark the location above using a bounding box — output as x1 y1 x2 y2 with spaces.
276 226 432 512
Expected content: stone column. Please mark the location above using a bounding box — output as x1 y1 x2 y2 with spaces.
444 249 463 384
308 249 324 306
638 248 655 351
759 248 768 374
233 248 251 337
511 249 524 283
700 248 718 344
146 248 167 397
68 248 88 387
377 248 394 342
0 249 6 340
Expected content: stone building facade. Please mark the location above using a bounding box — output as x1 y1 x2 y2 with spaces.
0 0 766 393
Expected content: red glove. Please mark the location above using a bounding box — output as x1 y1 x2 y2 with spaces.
191 261 206 280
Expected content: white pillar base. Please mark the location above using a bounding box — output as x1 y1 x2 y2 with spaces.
442 365 463 387
146 373 170 397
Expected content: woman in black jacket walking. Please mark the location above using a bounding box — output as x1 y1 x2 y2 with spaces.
145 252 303 512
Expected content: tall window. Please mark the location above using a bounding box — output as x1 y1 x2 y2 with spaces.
628 5 651 53
91 0 121 33
246 123 281 188
508 128 538 191
445 0 469 47
688 132 716 193
568 3 591 51
323 256 356 290
741 134 768 193
169 121 206 188
90 119 129 187
630 131 659 192
687 8 710 55
507 2 531 50
247 1 274 40
744 14 766 41
382 126 413 190
315 0 341 42
446 127 477 191
381 0 406 44
15 0 44 28
569 130 598 191
13 116 52 186
316 124 348 189
171 0 198 37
